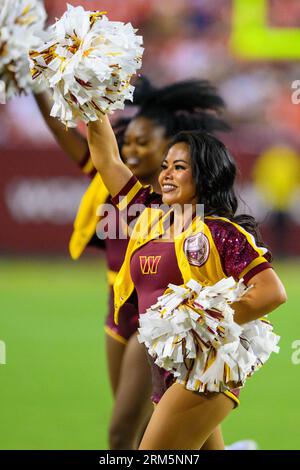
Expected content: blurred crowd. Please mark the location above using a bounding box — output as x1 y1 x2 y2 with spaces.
1 0 299 153
1 1 300 246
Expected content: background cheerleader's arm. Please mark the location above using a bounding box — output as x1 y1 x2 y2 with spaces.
34 91 91 170
87 116 132 197
232 268 287 325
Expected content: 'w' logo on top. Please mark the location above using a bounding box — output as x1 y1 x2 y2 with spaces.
139 256 161 275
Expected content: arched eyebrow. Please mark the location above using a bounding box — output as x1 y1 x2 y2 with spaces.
162 158 189 165
163 157 189 165
173 159 189 164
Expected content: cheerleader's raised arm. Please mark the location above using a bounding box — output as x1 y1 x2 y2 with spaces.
87 116 133 197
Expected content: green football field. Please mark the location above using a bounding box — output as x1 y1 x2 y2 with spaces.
0 258 299 450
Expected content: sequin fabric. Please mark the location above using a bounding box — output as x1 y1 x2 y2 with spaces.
205 218 268 280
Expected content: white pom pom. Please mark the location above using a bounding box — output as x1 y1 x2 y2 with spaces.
138 277 280 393
29 5 144 127
0 0 47 102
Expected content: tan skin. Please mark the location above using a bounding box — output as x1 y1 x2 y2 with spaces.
88 116 287 449
159 142 198 206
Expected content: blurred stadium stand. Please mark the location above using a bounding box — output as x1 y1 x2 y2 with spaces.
1 0 299 255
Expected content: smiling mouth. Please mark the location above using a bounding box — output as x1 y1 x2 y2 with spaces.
125 157 140 167
162 184 177 193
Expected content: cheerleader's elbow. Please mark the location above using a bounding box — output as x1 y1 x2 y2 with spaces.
275 284 287 307
250 268 287 312
266 284 287 314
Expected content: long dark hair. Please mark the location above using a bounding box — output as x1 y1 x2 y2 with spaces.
131 77 230 137
170 130 267 247
115 77 228 149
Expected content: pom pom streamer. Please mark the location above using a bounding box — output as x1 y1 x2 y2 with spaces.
29 4 144 127
138 277 280 393
0 0 46 103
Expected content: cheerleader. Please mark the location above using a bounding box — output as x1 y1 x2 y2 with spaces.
34 78 229 449
86 114 287 450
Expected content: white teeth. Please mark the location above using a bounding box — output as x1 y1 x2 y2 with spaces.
126 157 139 165
163 184 177 192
